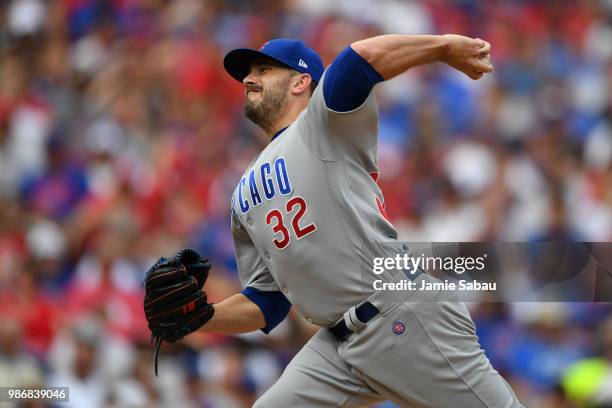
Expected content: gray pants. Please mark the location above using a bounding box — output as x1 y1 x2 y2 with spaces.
254 276 523 407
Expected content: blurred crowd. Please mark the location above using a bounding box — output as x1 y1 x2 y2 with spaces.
0 0 611 407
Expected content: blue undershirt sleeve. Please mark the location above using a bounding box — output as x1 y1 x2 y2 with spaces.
323 46 384 112
241 286 292 334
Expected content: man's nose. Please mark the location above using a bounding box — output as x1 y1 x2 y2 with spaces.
243 71 257 86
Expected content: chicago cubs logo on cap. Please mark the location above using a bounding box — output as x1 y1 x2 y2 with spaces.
224 39 324 84
392 321 405 335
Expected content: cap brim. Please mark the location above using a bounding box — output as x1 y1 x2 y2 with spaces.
223 48 292 83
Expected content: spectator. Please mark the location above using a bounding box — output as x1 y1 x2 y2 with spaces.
0 318 44 388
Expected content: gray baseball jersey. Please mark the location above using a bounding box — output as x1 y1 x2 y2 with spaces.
231 69 523 407
231 70 395 326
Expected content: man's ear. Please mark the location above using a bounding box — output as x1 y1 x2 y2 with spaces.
291 74 312 95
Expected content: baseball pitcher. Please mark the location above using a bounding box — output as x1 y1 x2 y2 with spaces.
143 34 524 407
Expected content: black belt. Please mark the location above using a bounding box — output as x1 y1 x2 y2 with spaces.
329 268 423 342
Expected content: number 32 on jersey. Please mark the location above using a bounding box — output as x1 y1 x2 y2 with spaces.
266 196 317 249
234 157 317 250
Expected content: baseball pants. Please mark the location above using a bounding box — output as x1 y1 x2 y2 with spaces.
253 275 524 408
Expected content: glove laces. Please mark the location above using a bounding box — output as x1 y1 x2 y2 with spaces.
152 335 162 376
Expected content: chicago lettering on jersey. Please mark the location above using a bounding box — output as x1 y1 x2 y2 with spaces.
236 157 292 214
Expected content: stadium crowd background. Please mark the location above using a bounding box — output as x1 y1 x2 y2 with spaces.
0 0 611 407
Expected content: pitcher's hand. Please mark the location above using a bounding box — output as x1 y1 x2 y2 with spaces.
441 35 493 80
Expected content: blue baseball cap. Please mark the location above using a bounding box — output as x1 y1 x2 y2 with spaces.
224 39 324 84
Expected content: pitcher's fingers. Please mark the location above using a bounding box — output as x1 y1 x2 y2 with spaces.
480 41 491 54
474 58 494 73
466 68 484 80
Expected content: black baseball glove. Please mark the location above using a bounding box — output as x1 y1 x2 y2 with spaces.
143 248 215 375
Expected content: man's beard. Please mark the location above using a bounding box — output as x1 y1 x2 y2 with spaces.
244 77 290 134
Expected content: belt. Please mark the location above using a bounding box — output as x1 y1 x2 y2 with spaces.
329 268 424 342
